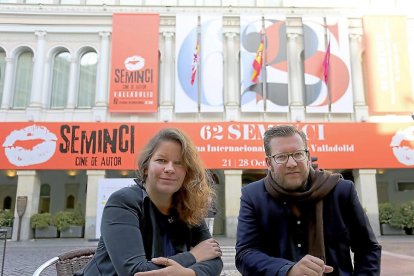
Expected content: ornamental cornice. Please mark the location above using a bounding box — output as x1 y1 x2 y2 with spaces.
0 4 364 17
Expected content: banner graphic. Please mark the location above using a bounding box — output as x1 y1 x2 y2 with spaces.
303 17 353 113
1 122 414 170
326 16 353 113
264 15 289 113
303 17 329 113
363 16 413 115
240 15 264 112
200 15 224 112
109 14 160 113
175 14 199 113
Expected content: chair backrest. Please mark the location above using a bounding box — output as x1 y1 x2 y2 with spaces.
55 248 95 276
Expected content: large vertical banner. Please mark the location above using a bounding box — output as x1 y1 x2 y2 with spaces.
326 16 353 113
363 16 413 115
175 14 199 113
109 14 160 113
302 17 353 113
303 17 329 113
264 15 289 113
200 15 224 112
240 15 264 112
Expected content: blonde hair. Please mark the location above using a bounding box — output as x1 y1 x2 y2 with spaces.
136 128 214 226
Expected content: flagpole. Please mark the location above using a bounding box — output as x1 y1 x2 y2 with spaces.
327 36 331 114
251 19 265 109
197 15 201 113
261 17 267 112
325 17 331 114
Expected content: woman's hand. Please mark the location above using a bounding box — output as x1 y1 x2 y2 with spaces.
190 238 222 262
134 257 196 276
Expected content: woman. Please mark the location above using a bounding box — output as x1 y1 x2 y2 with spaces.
77 128 223 276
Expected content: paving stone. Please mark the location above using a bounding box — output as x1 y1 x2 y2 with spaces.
1 235 413 275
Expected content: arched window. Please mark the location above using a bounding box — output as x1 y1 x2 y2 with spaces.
13 50 33 109
39 184 51 213
50 51 70 108
77 51 97 108
3 196 12 210
66 194 75 209
0 49 6 103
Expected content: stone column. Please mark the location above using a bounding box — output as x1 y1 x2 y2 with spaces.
159 32 174 122
287 31 305 122
95 31 110 107
160 32 174 105
349 34 366 106
353 169 380 236
224 170 242 238
84 170 105 240
30 31 47 108
1 57 14 109
66 56 78 109
225 32 238 105
287 33 302 106
12 170 41 241
224 32 239 121
41 55 51 108
349 33 369 122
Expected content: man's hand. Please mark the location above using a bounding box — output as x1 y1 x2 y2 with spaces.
134 257 196 276
287 255 334 276
190 238 222 262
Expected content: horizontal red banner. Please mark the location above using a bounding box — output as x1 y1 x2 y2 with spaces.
1 122 413 170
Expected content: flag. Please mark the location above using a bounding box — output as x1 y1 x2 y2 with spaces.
323 39 331 84
251 34 264 83
190 41 200 85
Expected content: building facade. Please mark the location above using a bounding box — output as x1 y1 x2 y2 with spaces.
1 1 414 240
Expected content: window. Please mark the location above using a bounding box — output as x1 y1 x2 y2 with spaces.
3 196 12 210
398 182 414 192
0 49 6 103
66 194 75 209
77 51 97 108
13 51 33 109
50 51 70 108
39 184 51 213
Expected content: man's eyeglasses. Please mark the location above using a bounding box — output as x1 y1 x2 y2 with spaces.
269 150 309 164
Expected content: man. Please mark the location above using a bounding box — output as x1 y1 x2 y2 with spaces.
236 125 381 276
205 196 218 235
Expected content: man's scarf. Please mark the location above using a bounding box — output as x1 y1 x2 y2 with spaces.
264 168 341 260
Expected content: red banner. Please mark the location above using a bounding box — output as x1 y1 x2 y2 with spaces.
1 122 414 170
109 14 160 113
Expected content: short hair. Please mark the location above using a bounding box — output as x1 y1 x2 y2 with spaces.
263 125 308 156
136 128 213 226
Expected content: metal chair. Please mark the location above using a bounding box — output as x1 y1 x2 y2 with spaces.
33 247 95 276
